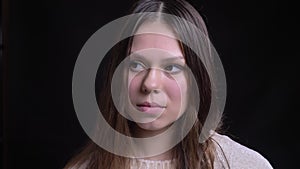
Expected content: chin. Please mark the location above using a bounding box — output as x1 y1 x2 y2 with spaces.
137 121 171 132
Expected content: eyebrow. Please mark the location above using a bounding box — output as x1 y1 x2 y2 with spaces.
129 53 184 62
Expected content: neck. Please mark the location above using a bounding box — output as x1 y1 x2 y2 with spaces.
132 124 174 161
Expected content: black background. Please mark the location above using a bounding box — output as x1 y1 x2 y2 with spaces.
2 0 298 168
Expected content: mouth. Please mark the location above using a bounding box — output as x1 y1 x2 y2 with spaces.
136 102 166 112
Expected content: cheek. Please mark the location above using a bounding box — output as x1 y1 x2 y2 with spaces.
128 74 142 103
165 79 182 103
165 77 188 112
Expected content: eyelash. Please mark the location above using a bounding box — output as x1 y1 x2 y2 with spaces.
129 60 184 74
129 61 146 72
164 64 184 74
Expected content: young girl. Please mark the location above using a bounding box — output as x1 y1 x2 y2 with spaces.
66 0 273 168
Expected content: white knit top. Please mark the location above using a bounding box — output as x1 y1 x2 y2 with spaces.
71 133 273 169
129 133 273 169
130 158 176 169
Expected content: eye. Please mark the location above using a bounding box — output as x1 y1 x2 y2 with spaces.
164 64 183 74
129 60 145 72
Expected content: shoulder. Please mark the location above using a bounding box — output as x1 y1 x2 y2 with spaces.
211 132 273 169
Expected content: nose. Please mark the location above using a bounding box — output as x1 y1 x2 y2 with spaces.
141 68 163 94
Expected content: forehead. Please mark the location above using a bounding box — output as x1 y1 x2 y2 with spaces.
131 21 183 56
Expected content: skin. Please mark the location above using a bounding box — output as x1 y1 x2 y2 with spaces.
128 21 188 136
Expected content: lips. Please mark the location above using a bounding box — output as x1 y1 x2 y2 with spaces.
136 102 166 108
136 102 166 112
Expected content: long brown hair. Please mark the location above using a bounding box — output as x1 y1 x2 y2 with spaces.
65 0 226 168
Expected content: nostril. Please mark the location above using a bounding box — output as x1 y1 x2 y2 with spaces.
141 86 150 93
153 89 160 94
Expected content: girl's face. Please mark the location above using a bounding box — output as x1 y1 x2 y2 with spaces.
127 21 188 132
